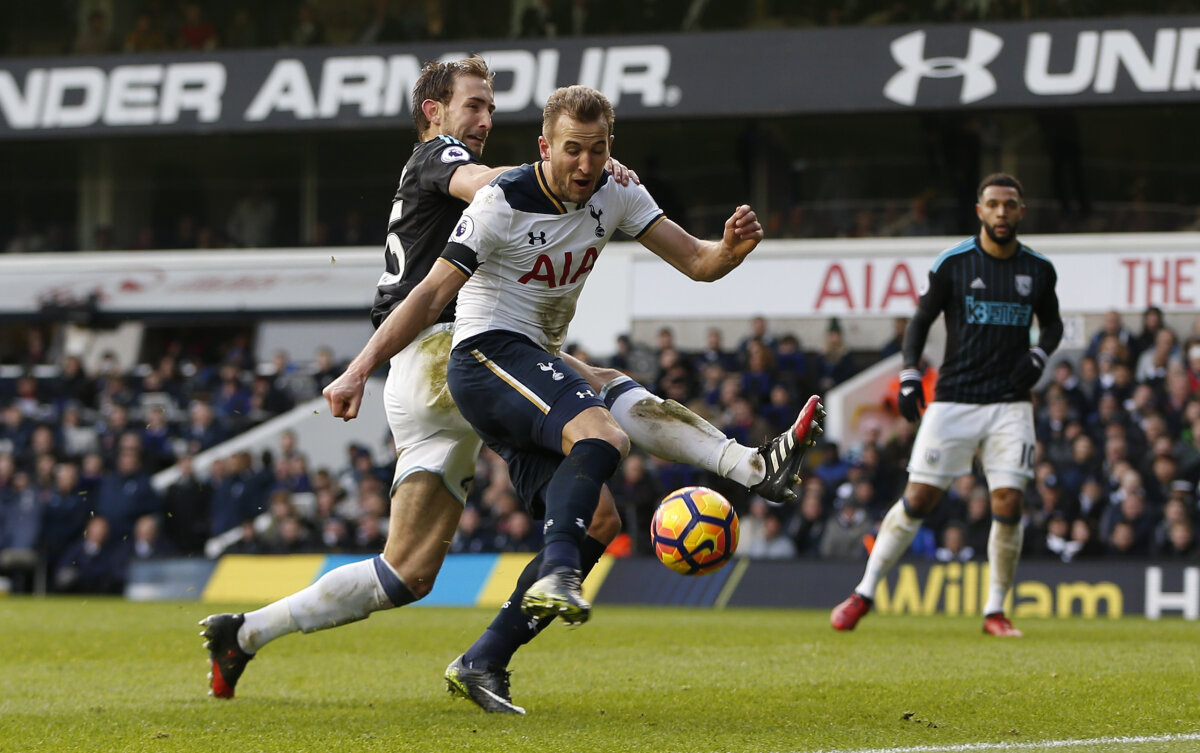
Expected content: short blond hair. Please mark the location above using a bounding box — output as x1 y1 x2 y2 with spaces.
542 85 614 140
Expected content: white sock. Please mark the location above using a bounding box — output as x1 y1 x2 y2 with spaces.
606 380 765 488
984 519 1023 615
854 499 923 599
238 558 390 653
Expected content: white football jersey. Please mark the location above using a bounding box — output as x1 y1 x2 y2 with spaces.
441 162 664 354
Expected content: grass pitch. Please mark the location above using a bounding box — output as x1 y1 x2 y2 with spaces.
1 598 1197 753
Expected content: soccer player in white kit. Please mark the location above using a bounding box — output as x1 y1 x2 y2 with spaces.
201 62 822 707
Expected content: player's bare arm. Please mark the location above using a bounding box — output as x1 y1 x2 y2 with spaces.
323 261 467 420
449 164 510 202
450 158 638 204
639 204 762 282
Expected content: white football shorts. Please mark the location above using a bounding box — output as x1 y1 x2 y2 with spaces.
383 322 482 503
906 401 1035 492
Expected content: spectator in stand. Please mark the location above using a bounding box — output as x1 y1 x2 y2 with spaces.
745 507 797 560
184 401 225 453
720 397 771 449
74 10 116 54
789 482 827 557
353 511 387 552
494 510 540 553
1068 517 1104 559
1050 360 1092 422
935 521 974 562
311 346 340 394
0 470 40 591
739 315 778 358
209 455 257 537
54 516 127 594
1154 495 1193 554
820 491 872 560
40 461 89 572
814 319 856 392
1100 491 1154 556
224 8 259 48
140 405 175 471
1041 512 1079 562
288 3 326 46
1159 520 1199 560
226 182 276 248
213 363 252 427
879 316 908 358
177 2 218 50
125 12 169 52
127 514 176 560
695 327 739 372
162 454 213 555
0 405 31 460
1130 306 1166 365
740 340 776 405
775 334 809 386
1086 310 1134 361
610 453 662 555
93 448 161 540
449 505 492 554
1136 327 1181 386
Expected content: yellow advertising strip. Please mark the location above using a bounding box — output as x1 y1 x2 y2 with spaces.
475 553 617 607
202 554 325 603
581 555 615 604
477 553 537 607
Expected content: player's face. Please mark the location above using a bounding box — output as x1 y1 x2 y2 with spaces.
438 75 495 155
976 185 1025 245
538 115 613 204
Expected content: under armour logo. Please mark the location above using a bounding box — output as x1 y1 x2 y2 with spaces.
884 29 1002 106
538 362 564 381
528 231 547 245
589 205 605 237
576 389 595 399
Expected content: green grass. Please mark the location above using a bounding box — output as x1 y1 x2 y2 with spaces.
0 599 1198 753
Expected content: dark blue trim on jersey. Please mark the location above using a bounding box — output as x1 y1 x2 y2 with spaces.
930 237 977 274
634 214 667 240
495 164 565 215
492 163 614 215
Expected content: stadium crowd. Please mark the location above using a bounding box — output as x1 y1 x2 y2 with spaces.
6 1 1177 60
2 308 1200 595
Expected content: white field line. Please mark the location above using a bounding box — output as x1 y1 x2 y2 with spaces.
797 732 1200 753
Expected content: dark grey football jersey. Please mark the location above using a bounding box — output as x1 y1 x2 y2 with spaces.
904 236 1062 404
370 135 482 329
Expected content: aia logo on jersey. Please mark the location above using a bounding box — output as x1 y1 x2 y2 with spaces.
518 247 598 288
589 205 605 237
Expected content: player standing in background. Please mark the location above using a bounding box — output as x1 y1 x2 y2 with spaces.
831 173 1062 637
201 59 821 705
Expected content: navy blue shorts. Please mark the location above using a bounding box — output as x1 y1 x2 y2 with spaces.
447 330 605 512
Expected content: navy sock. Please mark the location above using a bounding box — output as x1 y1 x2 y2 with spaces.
372 555 417 607
539 438 621 575
464 535 608 669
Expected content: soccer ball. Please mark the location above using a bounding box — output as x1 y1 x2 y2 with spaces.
650 486 739 576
